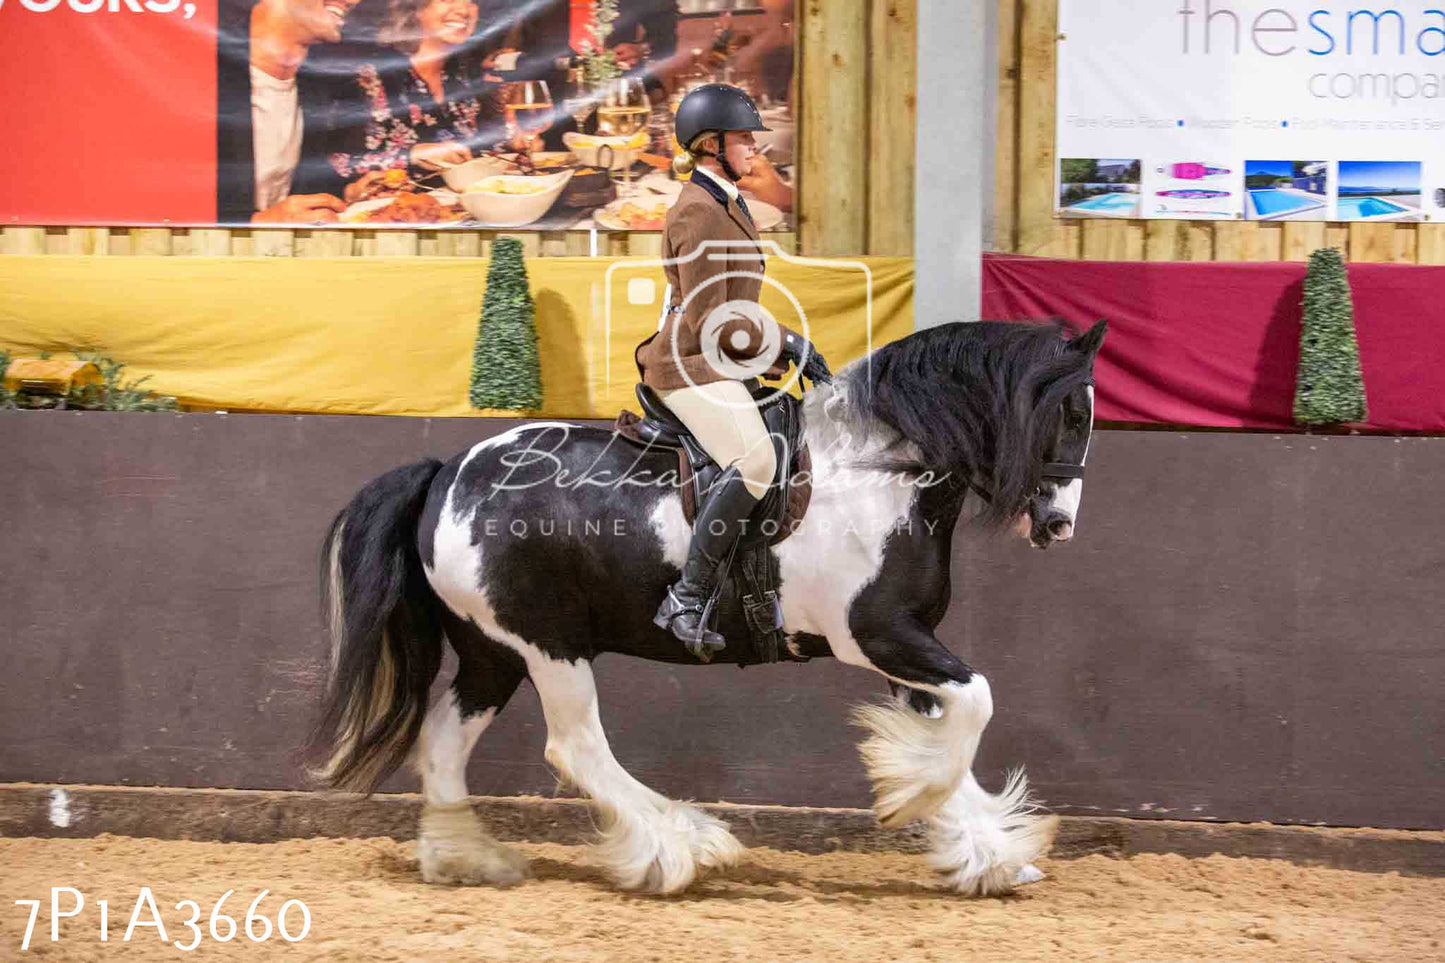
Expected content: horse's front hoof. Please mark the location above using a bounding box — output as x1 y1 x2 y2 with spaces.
1014 863 1045 885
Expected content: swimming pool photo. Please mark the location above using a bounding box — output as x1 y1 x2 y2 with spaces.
1336 162 1422 220
1248 189 1326 219
1337 196 1414 219
1243 161 1328 220
1067 193 1139 214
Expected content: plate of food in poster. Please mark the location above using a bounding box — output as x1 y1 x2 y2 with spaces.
340 193 466 225
593 197 673 231
592 193 783 232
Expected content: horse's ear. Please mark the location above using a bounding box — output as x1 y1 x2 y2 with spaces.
1068 319 1108 356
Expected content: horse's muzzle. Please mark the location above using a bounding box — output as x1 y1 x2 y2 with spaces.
1029 509 1074 549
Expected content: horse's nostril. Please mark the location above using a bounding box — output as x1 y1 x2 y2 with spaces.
1047 518 1074 540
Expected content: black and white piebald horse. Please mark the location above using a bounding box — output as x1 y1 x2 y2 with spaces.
310 318 1105 897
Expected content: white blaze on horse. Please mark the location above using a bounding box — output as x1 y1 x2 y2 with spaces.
308 318 1106 896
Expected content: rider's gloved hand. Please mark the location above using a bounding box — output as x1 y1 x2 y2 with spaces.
779 331 833 384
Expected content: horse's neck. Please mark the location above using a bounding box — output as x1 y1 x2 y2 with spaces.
799 402 924 528
798 386 968 535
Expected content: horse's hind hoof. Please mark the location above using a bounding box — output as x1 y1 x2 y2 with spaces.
417 802 530 888
418 836 530 888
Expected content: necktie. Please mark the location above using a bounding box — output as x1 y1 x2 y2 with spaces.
735 194 754 226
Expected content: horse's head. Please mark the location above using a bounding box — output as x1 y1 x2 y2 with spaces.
1015 320 1106 549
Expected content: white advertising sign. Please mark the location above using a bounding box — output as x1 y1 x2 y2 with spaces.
1056 1 1445 221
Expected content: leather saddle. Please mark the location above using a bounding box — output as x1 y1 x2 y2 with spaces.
616 384 812 548
614 384 813 665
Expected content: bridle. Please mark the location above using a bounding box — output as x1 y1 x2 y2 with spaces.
969 379 1093 503
1040 377 1094 488
1040 461 1086 483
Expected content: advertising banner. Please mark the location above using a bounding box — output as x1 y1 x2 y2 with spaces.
1056 1 1445 222
0 0 797 230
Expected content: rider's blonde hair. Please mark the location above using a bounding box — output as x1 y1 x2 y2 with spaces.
672 132 719 177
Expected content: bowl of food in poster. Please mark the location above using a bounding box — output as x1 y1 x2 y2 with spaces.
440 155 515 193
563 132 648 171
460 170 574 226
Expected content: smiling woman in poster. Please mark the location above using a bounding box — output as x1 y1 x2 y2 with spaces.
634 82 832 659
325 0 503 200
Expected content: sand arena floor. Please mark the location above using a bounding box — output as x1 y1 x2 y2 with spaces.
2 835 1442 962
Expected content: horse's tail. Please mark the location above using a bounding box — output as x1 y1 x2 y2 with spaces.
308 459 446 794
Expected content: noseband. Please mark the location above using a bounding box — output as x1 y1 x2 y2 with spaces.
1040 461 1085 482
1041 377 1094 486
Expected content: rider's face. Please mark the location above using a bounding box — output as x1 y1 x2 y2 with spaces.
722 131 757 178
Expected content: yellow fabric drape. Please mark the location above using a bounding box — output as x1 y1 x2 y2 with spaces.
0 255 913 418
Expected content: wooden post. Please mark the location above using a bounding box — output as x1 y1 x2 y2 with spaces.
1015 0 1063 257
994 0 1021 252
799 0 867 255
868 0 917 255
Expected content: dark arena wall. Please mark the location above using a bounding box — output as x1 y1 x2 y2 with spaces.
2 413 1441 831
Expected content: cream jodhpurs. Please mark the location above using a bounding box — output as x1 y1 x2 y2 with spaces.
658 380 777 500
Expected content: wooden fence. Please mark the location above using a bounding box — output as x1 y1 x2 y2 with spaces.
993 0 1445 264
0 0 917 260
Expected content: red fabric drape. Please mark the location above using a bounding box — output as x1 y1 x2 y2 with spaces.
980 253 1445 432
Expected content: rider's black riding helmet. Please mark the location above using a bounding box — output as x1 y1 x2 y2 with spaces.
674 83 771 153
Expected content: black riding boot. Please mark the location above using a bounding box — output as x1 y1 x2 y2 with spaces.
654 466 760 661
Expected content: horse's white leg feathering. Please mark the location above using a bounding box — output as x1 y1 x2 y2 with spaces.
412 689 529 887
528 655 743 894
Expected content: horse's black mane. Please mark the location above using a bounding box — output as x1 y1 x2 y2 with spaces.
845 319 1097 527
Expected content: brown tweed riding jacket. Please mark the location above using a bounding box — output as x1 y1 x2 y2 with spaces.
634 177 801 391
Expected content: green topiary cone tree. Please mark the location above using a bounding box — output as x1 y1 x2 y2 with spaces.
1294 246 1367 426
470 238 542 411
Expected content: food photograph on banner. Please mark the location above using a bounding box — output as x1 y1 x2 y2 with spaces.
221 0 796 231
1054 0 1445 223
0 0 796 231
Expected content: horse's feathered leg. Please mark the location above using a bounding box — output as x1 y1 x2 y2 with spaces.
411 611 531 887
840 619 1057 897
412 687 530 887
527 654 744 895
